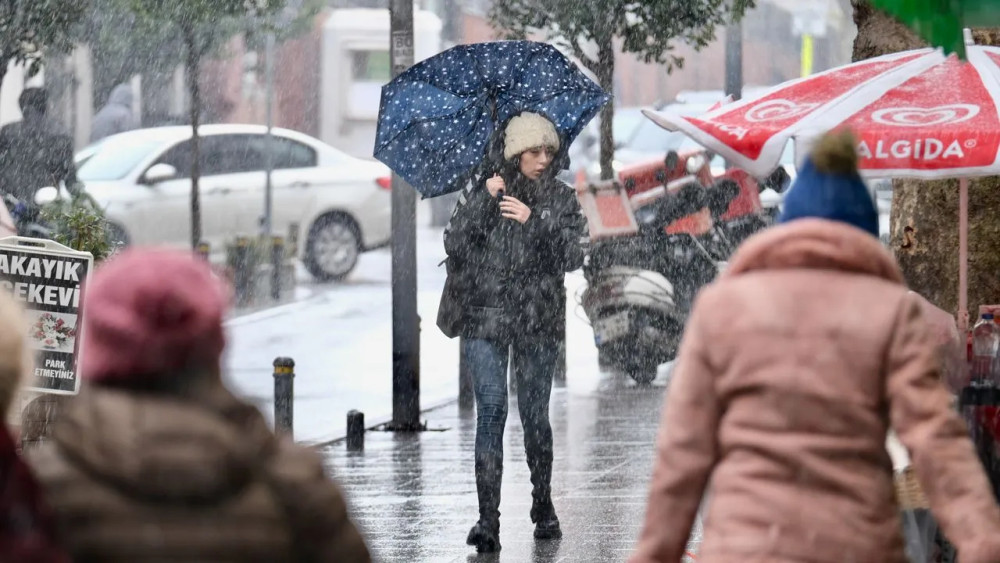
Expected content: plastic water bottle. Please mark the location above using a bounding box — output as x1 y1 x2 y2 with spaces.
973 313 999 384
964 314 1000 442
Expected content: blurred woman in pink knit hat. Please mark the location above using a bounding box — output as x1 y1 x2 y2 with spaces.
26 248 370 562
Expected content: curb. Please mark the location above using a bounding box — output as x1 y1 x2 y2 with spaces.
313 396 461 448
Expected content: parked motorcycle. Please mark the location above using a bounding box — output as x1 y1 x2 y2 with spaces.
3 193 53 239
581 171 737 383
577 146 788 384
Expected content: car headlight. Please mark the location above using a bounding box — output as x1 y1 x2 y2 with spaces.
686 154 707 174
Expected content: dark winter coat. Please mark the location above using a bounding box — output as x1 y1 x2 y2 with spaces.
26 381 371 563
0 115 79 202
90 84 138 143
0 425 69 563
440 171 586 343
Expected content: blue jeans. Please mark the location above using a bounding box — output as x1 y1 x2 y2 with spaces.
464 337 557 523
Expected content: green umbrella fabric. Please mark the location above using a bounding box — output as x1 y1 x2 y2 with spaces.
871 0 1000 59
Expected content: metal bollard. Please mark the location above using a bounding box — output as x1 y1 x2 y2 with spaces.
273 357 295 437
196 241 210 261
287 223 300 258
347 410 364 451
230 236 254 306
270 236 284 301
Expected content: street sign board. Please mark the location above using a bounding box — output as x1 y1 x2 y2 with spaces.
0 238 92 395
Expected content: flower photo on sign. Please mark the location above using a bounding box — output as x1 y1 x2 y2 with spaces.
26 311 78 353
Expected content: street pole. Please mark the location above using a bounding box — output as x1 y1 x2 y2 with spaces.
724 20 743 170
724 20 743 102
263 32 275 242
388 0 421 431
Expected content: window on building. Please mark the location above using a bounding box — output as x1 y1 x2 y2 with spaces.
352 50 391 82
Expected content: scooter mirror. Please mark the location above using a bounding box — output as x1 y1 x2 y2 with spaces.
35 186 59 206
664 151 680 173
763 167 791 194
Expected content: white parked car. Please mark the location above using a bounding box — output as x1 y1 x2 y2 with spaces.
74 125 392 281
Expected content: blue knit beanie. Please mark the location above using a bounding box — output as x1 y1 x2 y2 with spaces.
778 130 879 237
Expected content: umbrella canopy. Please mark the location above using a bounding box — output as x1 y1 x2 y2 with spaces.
374 40 610 198
871 2 1000 59
642 40 1000 330
642 44 1000 181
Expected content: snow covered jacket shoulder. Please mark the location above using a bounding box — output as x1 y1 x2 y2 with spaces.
440 174 586 342
630 219 1000 563
0 118 78 201
26 383 370 563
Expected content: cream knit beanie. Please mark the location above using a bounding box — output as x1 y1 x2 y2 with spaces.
503 112 560 160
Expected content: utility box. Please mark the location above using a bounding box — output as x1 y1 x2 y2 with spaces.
320 8 443 159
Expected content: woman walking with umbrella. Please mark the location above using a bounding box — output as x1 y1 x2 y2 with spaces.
373 40 608 554
441 111 586 552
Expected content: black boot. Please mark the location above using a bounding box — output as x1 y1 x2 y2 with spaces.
531 494 562 539
466 518 501 553
468 452 502 552
527 439 560 539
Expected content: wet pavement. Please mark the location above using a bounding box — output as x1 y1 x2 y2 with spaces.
321 367 703 563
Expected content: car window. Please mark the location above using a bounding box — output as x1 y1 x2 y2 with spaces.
203 135 265 175
77 137 166 182
251 136 318 169
155 140 194 176
626 119 684 152
154 135 266 178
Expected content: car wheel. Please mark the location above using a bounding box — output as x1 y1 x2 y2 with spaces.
305 214 360 281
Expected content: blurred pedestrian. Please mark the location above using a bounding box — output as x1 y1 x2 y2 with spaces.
630 130 1000 563
90 83 138 143
438 111 586 553
26 248 370 562
0 88 81 204
0 291 70 562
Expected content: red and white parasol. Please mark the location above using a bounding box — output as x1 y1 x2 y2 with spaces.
643 32 993 329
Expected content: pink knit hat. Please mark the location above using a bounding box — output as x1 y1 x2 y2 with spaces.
80 248 228 383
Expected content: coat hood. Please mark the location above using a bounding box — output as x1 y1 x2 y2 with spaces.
52 383 276 503
107 84 133 108
723 218 904 284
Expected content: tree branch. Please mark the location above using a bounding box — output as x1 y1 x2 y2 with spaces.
569 36 597 69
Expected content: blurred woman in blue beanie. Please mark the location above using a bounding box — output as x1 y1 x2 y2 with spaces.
631 130 1000 563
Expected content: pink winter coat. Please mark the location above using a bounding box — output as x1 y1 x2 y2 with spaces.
630 219 1000 563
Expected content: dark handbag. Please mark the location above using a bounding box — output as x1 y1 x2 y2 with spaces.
436 257 463 339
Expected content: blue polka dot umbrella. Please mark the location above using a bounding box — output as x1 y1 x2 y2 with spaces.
374 40 611 198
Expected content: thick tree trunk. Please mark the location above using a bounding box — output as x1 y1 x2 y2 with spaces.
184 25 202 250
596 38 615 181
853 1 1000 317
850 0 923 61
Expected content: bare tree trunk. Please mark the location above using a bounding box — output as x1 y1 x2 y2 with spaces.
854 0 1000 316
183 25 202 250
596 38 615 181
851 0 923 61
